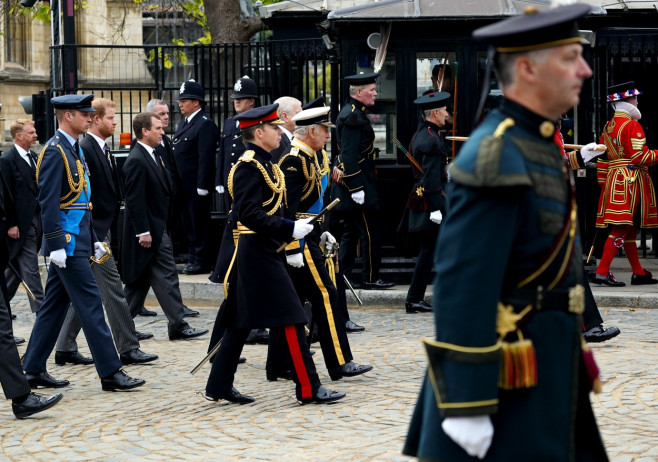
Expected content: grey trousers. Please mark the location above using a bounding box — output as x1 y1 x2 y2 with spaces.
124 233 188 337
55 232 139 354
5 216 44 313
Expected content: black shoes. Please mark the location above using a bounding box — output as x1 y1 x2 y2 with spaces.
169 326 208 340
14 336 25 345
362 279 396 290
590 272 626 287
205 387 255 404
631 270 658 285
239 357 247 364
345 320 365 332
328 361 373 381
266 369 294 382
135 330 154 341
137 306 157 317
182 263 209 275
120 349 159 365
299 385 346 405
13 392 63 419
584 325 621 343
26 371 70 389
182 306 200 317
406 300 433 313
55 350 94 366
101 369 145 391
245 328 269 345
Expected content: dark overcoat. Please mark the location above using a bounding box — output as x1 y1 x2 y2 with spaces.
119 143 173 284
221 144 307 329
0 145 41 260
80 134 121 239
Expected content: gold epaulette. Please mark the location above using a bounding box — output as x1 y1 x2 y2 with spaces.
493 118 515 138
227 150 286 215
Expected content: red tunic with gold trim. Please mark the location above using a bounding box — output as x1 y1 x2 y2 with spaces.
595 112 658 228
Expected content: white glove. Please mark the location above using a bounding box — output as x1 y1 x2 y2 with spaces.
197 188 209 196
442 416 494 460
580 143 607 163
430 210 443 224
50 249 67 268
215 185 225 194
320 231 337 253
351 190 365 205
286 253 304 268
292 217 313 239
94 242 107 260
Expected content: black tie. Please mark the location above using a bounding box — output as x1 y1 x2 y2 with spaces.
27 151 36 171
74 141 81 159
103 143 113 170
182 118 188 128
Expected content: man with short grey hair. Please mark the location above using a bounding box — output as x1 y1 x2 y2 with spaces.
270 96 301 163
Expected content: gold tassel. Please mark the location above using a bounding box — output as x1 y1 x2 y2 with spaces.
498 331 538 390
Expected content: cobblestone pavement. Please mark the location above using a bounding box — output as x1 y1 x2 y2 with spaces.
4 300 658 461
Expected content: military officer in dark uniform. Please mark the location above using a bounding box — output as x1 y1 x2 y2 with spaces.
215 76 258 209
404 4 608 461
404 92 451 314
22 94 145 392
172 80 219 275
330 73 395 290
204 104 345 405
268 106 373 382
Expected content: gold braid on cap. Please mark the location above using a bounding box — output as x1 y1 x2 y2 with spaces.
36 144 88 209
227 150 286 215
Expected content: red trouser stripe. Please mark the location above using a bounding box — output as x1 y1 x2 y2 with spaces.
284 325 313 399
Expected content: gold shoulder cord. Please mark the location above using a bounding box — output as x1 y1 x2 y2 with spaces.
227 151 286 215
36 145 87 209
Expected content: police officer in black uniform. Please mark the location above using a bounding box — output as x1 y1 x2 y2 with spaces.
330 73 395 290
215 76 258 210
404 92 451 313
204 104 345 405
172 80 219 275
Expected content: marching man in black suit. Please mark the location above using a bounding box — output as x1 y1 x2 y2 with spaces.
172 80 219 275
55 97 158 366
204 104 345 405
22 94 145 392
0 119 44 314
0 178 62 418
121 112 208 341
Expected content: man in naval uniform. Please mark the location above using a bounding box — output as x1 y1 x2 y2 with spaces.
330 72 395 290
204 104 345 405
404 4 608 461
267 106 373 382
403 92 451 314
21 94 145 392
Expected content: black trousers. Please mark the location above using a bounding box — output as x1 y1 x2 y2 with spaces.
338 209 382 283
206 323 321 401
268 239 353 372
180 191 212 267
407 230 438 303
582 275 603 332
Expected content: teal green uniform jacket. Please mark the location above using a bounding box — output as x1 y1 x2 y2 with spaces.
403 99 607 461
